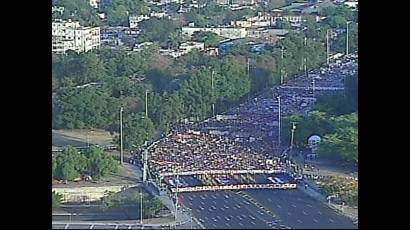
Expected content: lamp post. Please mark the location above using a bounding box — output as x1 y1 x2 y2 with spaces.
120 107 123 165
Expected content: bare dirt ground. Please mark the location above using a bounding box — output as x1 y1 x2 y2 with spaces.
52 129 115 147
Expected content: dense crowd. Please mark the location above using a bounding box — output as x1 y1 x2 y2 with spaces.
148 131 287 176
146 53 358 180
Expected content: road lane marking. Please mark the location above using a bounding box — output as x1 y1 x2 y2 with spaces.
251 221 256 225
268 198 272 202
239 222 243 226
277 204 282 209
225 222 230 227
64 224 69 229
114 225 118 230
306 204 313 208
291 204 297 208
313 219 318 223
318 211 322 215
90 225 94 229
220 207 225 211
287 212 291 216
237 216 243 220
204 216 209 220
329 218 334 223
128 225 132 229
212 223 216 228
216 216 221 220
303 211 308 215
297 219 303 223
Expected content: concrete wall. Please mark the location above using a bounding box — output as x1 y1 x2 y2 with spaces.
52 184 135 203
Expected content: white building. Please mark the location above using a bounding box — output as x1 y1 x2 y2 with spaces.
129 15 150 29
179 41 205 53
89 0 101 9
182 27 247 39
52 19 100 54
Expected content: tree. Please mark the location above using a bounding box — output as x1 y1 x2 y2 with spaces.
121 113 155 149
191 31 222 48
54 0 101 26
54 146 88 180
276 19 292 29
138 18 179 48
85 146 118 180
105 0 150 26
320 126 357 163
52 191 63 208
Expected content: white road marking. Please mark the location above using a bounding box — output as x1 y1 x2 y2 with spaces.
90 225 94 229
225 222 230 227
303 211 308 215
189 202 193 206
297 219 303 223
114 225 118 230
200 201 205 205
211 205 216 210
237 216 243 220
239 222 243 226
313 219 318 223
216 216 222 220
277 204 282 208
291 204 297 208
318 211 322 215
212 223 217 227
329 218 334 223
128 225 132 229
268 198 272 202
204 216 209 220
64 224 69 229
249 215 256 220
251 221 256 225
287 212 291 216
307 204 313 208
220 207 225 211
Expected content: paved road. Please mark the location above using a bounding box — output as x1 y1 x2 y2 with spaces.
244 188 357 229
179 191 287 229
52 222 170 229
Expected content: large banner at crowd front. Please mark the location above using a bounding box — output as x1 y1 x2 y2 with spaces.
170 183 297 193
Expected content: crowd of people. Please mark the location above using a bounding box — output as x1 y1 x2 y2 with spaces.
146 53 358 183
148 131 287 177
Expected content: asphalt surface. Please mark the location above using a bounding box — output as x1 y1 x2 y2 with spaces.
244 188 357 229
179 189 356 229
179 191 286 229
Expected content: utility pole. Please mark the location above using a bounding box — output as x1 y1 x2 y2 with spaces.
326 29 330 65
346 21 350 56
304 57 308 78
120 107 123 165
312 78 316 96
290 122 296 151
145 90 148 119
247 58 250 101
140 189 143 224
211 70 215 117
277 96 281 147
281 46 284 85
175 165 179 224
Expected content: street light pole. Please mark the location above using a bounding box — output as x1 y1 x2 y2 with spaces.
346 21 350 56
211 70 215 118
277 96 281 147
145 90 148 119
281 46 284 85
326 29 330 65
120 107 123 165
290 122 296 151
247 58 250 101
140 189 143 224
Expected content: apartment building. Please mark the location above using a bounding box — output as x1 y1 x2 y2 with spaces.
52 19 100 54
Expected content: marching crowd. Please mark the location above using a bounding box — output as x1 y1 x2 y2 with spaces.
146 53 358 181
